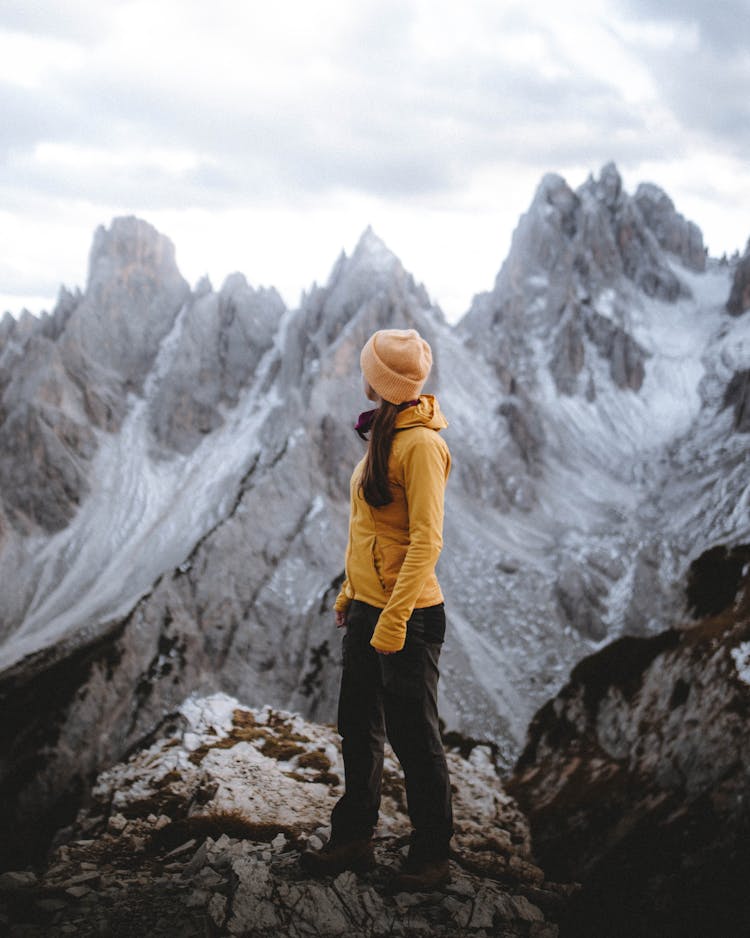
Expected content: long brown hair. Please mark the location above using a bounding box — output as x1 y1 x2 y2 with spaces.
359 402 400 507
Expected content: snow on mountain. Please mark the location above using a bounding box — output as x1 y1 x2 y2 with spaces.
1 166 749 867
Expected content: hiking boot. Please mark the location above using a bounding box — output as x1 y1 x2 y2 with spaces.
387 856 451 894
300 837 375 876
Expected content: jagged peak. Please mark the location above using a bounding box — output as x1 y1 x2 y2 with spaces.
87 216 180 290
533 172 574 204
578 161 623 210
220 271 249 296
350 225 401 272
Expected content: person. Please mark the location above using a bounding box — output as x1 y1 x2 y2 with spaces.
301 327 453 892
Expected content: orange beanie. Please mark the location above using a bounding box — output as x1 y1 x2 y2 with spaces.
360 328 432 404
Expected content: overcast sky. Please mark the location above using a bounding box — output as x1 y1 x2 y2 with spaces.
1 0 749 323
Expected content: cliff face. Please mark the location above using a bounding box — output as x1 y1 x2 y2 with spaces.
507 552 750 938
726 239 750 316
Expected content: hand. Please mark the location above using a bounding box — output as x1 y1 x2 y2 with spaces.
335 610 347 628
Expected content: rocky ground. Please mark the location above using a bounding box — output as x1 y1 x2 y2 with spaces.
0 695 574 937
508 556 750 938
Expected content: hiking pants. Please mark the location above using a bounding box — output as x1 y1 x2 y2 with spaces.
330 599 453 860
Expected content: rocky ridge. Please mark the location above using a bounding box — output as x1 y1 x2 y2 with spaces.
0 694 571 937
507 552 750 938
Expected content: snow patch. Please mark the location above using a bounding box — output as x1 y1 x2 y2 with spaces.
731 642 750 685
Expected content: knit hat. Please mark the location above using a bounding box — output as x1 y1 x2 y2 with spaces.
360 328 432 404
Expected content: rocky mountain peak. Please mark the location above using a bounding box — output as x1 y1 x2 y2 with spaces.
299 227 435 358
726 237 750 316
461 162 693 399
586 160 623 210
634 182 706 272
58 216 190 430
86 216 181 292
350 224 400 272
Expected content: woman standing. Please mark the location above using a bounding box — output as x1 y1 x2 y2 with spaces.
302 328 453 892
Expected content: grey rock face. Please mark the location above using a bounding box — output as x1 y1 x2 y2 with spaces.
0 218 189 534
460 163 677 403
0 400 96 532
634 182 706 272
60 216 190 425
726 239 750 316
0 326 95 533
508 563 750 938
723 369 750 431
148 275 285 454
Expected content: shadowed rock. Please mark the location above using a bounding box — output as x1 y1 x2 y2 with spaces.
726 239 750 316
633 182 706 272
508 563 750 938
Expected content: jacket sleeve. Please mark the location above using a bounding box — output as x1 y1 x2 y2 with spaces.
334 577 353 614
370 435 450 653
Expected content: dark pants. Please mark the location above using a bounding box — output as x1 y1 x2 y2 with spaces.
330 600 453 860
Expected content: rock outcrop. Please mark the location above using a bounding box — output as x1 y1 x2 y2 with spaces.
726 238 750 316
633 182 706 273
507 554 750 938
148 274 285 455
723 369 750 432
0 694 572 936
0 218 189 534
459 163 695 401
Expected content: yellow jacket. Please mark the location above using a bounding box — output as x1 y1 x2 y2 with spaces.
334 395 451 653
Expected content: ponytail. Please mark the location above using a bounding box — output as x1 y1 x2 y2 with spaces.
359 402 399 507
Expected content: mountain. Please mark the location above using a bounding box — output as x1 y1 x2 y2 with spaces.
507 552 750 938
1 165 749 879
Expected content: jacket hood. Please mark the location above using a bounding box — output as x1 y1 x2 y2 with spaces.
394 394 448 431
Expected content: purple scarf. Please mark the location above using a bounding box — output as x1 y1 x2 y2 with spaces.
355 400 420 440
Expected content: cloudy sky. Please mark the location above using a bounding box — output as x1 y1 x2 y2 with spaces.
1 0 748 323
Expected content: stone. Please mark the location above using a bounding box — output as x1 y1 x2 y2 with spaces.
35 897 67 912
164 838 197 859
0 870 38 888
530 923 560 938
509 894 545 922
182 840 209 877
185 888 210 908
208 892 227 927
509 854 545 885
196 867 224 888
66 871 101 886
66 884 91 898
107 814 128 833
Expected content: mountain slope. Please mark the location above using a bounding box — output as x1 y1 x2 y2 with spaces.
1 165 749 872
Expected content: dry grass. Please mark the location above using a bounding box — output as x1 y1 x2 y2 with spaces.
187 708 312 764
150 808 305 852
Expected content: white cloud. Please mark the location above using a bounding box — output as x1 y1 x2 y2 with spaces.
0 0 747 323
